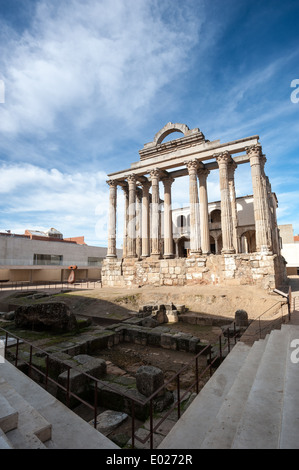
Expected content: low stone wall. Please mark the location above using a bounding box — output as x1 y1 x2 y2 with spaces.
102 253 287 290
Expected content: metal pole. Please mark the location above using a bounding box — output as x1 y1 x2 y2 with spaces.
131 400 135 449
195 357 199 394
150 400 153 449
177 375 181 420
94 381 98 429
15 338 19 367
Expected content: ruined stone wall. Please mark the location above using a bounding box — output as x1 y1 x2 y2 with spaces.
102 253 287 290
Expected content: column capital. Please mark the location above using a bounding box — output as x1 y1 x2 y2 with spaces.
126 173 137 186
121 184 129 195
149 168 161 180
245 144 263 161
185 159 199 175
197 168 210 180
162 176 175 190
107 179 118 187
141 180 151 192
214 151 232 166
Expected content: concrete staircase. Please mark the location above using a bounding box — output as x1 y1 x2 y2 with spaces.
159 323 299 449
0 359 119 449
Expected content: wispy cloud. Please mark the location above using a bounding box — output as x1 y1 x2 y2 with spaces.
0 0 202 139
0 161 108 244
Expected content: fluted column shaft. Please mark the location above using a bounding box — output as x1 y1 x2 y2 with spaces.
215 152 235 254
228 161 239 253
150 169 161 257
107 180 117 258
198 168 210 254
246 145 271 253
163 177 174 258
122 185 129 258
136 189 142 259
186 160 201 255
126 174 137 258
141 181 150 258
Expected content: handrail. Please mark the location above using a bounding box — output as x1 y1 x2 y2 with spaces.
0 279 100 291
0 323 239 449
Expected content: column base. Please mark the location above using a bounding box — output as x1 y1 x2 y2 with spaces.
150 253 161 259
258 246 273 255
189 250 202 257
163 253 175 259
106 255 117 259
221 248 236 254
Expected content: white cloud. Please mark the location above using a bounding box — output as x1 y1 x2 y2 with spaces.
0 162 109 245
0 0 202 137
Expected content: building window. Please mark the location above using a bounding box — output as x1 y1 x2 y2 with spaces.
88 257 103 266
33 254 63 266
177 215 186 228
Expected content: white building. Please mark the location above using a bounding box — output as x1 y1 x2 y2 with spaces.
0 228 121 283
170 194 258 257
279 224 299 275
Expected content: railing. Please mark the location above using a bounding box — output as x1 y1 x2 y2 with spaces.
0 279 101 291
0 259 103 267
0 324 240 449
239 287 293 342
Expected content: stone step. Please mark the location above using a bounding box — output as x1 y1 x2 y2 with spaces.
0 428 14 449
200 336 269 449
0 378 52 444
0 393 18 433
232 327 291 449
279 324 299 448
158 341 251 449
5 428 47 449
1 359 119 449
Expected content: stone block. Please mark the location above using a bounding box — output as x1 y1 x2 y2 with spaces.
166 310 178 323
235 309 249 327
136 365 165 398
161 333 177 350
91 410 128 436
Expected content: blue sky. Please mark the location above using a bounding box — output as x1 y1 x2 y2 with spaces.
0 0 298 247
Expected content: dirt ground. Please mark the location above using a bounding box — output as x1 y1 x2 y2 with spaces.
0 281 293 448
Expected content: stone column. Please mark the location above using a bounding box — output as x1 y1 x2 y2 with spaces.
106 180 117 258
261 155 273 252
162 177 175 258
197 168 210 254
126 174 137 258
136 188 142 259
228 161 239 253
141 181 150 258
246 144 272 253
215 152 235 254
121 185 129 258
185 160 201 255
150 169 161 258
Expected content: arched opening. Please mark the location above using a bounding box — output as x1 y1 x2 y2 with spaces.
240 230 256 253
154 123 190 145
177 237 189 258
210 235 216 254
217 235 223 254
210 209 221 224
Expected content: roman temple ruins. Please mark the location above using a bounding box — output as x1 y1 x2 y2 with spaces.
102 123 287 290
